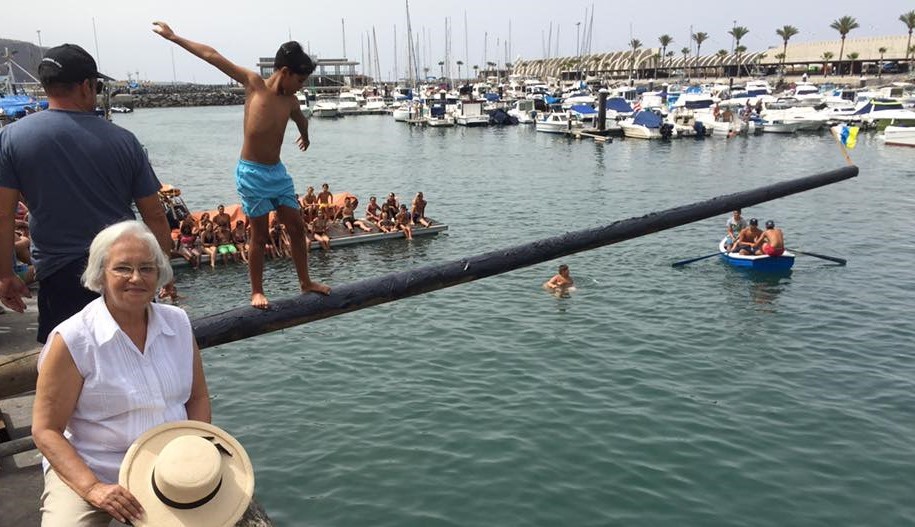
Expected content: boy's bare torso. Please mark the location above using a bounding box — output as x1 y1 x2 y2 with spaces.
242 86 296 165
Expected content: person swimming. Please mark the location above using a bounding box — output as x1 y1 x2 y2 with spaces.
543 264 574 293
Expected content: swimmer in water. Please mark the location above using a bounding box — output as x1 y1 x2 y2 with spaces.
543 264 574 293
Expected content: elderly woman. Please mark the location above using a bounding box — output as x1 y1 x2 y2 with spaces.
32 220 210 526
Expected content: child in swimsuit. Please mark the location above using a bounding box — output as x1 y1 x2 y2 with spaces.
155 21 330 308
394 204 413 241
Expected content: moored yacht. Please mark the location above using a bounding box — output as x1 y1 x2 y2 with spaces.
535 111 583 134
455 101 489 127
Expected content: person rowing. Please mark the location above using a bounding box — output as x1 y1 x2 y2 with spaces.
729 218 762 255
755 220 785 257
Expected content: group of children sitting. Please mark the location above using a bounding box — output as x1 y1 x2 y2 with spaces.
171 186 431 269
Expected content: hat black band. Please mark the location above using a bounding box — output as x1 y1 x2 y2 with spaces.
151 471 223 510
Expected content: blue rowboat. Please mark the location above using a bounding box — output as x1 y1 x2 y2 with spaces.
718 237 795 272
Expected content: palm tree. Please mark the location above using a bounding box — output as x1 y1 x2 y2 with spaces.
878 47 887 78
423 66 430 80
735 45 747 77
681 47 690 78
456 60 464 81
630 38 642 79
472 64 479 79
900 11 915 68
728 26 749 76
692 32 709 78
821 51 834 77
847 51 860 75
438 60 445 78
830 16 860 76
775 25 799 77
658 34 673 71
716 49 729 77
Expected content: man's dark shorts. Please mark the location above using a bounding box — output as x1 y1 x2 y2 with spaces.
37 257 99 344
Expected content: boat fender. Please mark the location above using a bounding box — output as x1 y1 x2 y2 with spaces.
660 123 674 139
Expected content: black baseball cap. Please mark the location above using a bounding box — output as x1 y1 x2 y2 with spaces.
749 218 758 226
765 220 775 229
38 44 114 84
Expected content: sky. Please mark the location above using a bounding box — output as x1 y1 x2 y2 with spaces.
3 0 913 83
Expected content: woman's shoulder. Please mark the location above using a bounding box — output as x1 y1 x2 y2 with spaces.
151 302 192 331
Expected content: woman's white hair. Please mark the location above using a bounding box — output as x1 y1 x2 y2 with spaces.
81 220 173 293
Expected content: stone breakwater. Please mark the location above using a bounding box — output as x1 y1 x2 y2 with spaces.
113 84 246 108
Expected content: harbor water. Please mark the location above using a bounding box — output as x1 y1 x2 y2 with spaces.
116 107 915 526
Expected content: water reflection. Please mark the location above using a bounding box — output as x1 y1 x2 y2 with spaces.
721 266 792 310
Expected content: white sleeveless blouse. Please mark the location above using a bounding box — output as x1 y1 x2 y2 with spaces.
38 297 194 484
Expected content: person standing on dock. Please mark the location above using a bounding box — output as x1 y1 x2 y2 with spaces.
153 21 330 308
0 44 174 343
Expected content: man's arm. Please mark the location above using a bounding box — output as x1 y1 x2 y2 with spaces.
135 194 174 258
291 104 311 152
152 21 261 87
0 187 30 312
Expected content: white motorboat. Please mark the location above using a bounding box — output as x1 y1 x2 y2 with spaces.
364 96 387 112
761 119 801 133
336 93 360 114
295 91 312 118
535 112 582 134
666 107 705 137
455 101 489 127
508 99 538 124
853 99 915 129
392 102 421 122
882 125 915 146
425 101 455 127
792 82 823 102
312 96 342 118
759 98 829 131
619 110 666 140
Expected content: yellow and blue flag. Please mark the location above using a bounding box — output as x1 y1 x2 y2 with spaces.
834 124 859 149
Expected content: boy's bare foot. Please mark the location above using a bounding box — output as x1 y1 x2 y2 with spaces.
251 292 270 309
302 281 331 295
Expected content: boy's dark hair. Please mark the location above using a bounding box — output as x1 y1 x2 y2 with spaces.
275 41 315 76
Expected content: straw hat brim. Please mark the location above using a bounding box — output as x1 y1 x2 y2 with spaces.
119 421 254 527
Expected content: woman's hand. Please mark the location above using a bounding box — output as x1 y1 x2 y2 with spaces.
84 482 144 524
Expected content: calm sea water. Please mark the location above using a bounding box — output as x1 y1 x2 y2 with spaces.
116 107 915 526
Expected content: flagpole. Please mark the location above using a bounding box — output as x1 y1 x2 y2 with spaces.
830 126 855 166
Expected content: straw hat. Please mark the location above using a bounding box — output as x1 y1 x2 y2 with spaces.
119 421 254 527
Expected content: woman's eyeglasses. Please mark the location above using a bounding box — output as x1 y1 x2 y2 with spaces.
107 265 157 279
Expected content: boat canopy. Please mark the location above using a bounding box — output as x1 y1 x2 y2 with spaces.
682 98 714 110
570 104 597 115
632 110 662 128
853 99 904 115
0 95 48 118
544 95 562 105
605 97 633 113
484 92 501 102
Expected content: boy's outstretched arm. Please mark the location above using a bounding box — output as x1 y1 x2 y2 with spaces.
152 21 259 86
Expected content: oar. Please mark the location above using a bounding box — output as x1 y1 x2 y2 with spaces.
671 252 720 267
790 249 847 266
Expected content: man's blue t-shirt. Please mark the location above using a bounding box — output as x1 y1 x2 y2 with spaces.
0 109 161 279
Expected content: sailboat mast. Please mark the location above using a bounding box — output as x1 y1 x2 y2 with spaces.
341 19 347 58
405 0 416 87
372 27 381 85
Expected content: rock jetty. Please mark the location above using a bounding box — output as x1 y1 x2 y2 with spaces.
113 84 246 109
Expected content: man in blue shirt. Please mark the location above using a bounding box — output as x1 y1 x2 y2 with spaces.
0 44 173 343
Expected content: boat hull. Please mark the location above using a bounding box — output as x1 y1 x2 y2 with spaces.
718 238 794 272
882 126 915 147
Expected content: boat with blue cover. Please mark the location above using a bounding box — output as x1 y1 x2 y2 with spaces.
718 237 794 272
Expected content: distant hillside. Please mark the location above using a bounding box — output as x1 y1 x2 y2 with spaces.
0 39 44 81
